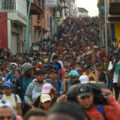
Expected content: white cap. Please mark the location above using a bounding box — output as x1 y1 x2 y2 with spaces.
40 94 51 103
0 99 13 111
79 75 89 84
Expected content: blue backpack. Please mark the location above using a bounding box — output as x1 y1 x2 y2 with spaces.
95 104 105 119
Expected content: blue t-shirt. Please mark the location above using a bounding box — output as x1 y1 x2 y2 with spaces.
49 80 62 96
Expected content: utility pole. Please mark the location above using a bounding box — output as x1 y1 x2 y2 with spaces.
55 0 58 41
69 0 71 17
104 0 108 55
99 1 102 49
26 0 32 53
41 0 43 43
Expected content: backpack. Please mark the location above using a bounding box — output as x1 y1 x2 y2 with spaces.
0 94 17 102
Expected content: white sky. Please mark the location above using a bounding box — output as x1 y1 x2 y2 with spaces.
76 0 99 16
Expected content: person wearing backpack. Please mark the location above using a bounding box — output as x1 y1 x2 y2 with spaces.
1 81 22 116
76 85 120 120
14 63 34 115
24 69 46 107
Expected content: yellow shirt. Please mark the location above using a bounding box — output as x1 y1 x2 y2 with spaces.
84 72 97 81
3 94 21 115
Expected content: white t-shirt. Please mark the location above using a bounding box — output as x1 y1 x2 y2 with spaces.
3 94 21 115
59 60 63 68
113 61 120 83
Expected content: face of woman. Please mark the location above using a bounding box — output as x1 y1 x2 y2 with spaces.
42 101 51 111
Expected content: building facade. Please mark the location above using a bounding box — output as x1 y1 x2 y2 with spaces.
0 0 27 54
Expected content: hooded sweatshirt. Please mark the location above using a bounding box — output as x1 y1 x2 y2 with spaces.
24 79 46 103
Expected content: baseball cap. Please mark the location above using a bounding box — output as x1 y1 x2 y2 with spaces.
22 63 33 73
51 69 57 74
3 81 12 88
52 55 58 60
42 83 53 94
0 99 13 111
35 69 45 75
79 75 89 84
77 85 93 98
95 63 101 67
69 70 79 77
40 94 51 103
10 63 17 68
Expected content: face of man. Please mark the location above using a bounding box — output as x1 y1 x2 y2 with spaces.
96 65 102 71
4 87 12 96
77 95 94 110
0 107 13 120
36 74 45 82
103 57 109 63
29 116 45 120
50 72 57 81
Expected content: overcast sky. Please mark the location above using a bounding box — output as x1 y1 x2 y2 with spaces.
76 0 99 16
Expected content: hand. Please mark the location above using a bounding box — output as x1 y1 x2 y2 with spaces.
118 94 120 104
56 94 68 103
28 102 33 107
101 89 113 99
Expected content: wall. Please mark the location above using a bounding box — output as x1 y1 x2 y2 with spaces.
0 13 8 49
16 0 27 17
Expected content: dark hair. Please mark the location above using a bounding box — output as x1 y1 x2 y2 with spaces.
47 102 90 120
24 109 46 120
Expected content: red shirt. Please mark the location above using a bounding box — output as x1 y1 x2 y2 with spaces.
86 97 120 120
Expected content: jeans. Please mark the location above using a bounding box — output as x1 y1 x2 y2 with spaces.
108 78 113 91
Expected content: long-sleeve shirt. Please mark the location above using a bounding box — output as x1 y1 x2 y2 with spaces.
86 97 120 120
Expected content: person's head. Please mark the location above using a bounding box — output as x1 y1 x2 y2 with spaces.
46 102 89 120
3 81 13 96
0 99 13 120
95 63 102 71
103 56 109 63
50 70 58 81
84 65 91 74
102 47 106 53
10 63 17 72
91 56 97 63
69 70 79 81
14 70 20 79
75 62 81 68
75 68 83 76
76 85 94 110
2 70 7 77
0 72 3 80
52 55 58 63
35 70 45 82
59 55 63 61
24 109 46 120
42 83 56 99
22 63 33 77
79 75 89 84
64 71 69 79
40 94 52 111
63 61 68 68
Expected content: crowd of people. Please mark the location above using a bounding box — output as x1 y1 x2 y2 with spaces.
0 17 120 120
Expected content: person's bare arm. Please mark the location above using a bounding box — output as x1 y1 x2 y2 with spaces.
17 103 22 116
